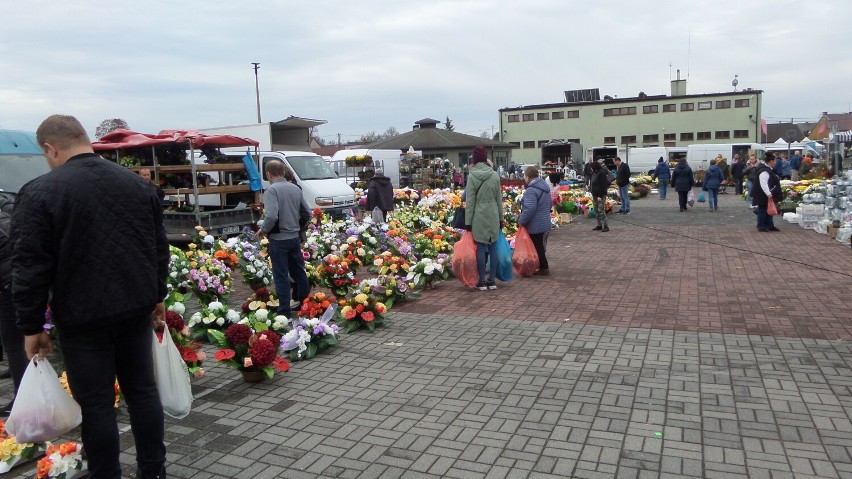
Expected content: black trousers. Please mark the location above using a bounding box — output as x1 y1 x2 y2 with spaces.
529 232 549 270
677 190 689 210
59 315 166 479
0 290 28 394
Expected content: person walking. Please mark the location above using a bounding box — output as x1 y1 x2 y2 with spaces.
613 157 631 214
583 157 594 189
517 166 552 275
652 157 671 200
366 167 394 221
12 114 168 479
753 153 783 232
789 150 802 181
0 194 27 415
670 158 695 212
589 162 611 232
744 154 759 205
258 160 311 316
703 159 724 211
464 146 503 291
731 154 745 195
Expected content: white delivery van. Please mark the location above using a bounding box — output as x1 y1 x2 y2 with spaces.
329 149 404 187
626 147 687 175
686 143 765 169
228 151 357 217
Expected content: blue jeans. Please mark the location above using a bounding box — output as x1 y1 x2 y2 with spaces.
475 240 497 283
618 185 630 212
60 315 166 479
756 205 775 230
746 180 754 204
706 188 719 209
268 237 310 316
657 180 668 199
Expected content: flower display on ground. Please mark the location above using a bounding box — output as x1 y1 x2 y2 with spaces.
0 419 44 474
35 442 83 479
354 275 410 308
371 251 411 277
318 254 357 297
209 324 291 379
240 287 280 314
184 244 233 305
188 300 241 338
281 304 340 360
297 292 337 318
166 245 191 297
338 294 388 333
406 254 450 288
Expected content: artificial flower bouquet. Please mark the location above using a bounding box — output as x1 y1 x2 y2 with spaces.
59 372 121 409
240 288 280 315
0 419 45 474
209 324 290 380
344 154 373 167
318 254 357 297
371 251 411 277
338 294 388 333
354 275 411 308
406 255 450 288
35 442 84 479
281 304 340 361
230 238 273 291
166 246 191 297
297 292 336 318
188 300 241 339
185 243 233 305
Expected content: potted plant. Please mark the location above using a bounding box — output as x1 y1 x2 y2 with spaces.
209 324 290 382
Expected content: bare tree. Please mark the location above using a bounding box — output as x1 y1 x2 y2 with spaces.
309 126 326 146
383 127 398 139
444 116 454 132
95 118 129 139
360 131 380 143
480 131 489 138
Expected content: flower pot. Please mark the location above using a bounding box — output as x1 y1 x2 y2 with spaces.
241 370 267 383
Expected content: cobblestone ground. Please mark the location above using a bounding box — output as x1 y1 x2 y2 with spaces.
2 189 852 478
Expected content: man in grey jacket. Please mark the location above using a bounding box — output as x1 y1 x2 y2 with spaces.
258 160 310 316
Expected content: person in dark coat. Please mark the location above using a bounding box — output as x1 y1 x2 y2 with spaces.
517 166 552 275
730 154 746 195
613 157 631 214
652 157 671 200
752 153 783 232
12 115 168 479
670 158 695 212
366 168 394 221
589 162 611 232
702 159 724 211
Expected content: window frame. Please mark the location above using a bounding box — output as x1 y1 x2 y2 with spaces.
551 111 565 120
522 113 534 122
697 131 711 140
536 112 550 121
735 99 750 108
680 132 694 141
662 103 676 113
716 100 731 109
681 103 694 111
642 105 659 114
507 114 519 123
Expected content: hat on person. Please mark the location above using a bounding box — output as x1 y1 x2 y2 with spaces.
658 157 664 163
472 145 488 164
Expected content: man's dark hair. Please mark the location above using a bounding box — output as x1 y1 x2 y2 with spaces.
265 160 286 178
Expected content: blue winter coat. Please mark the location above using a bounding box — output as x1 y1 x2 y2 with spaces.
653 162 671 181
703 164 724 190
781 159 792 177
518 177 553 234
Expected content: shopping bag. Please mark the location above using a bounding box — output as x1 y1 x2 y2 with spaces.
6 358 82 443
687 190 695 207
371 207 384 223
451 231 478 288
697 191 706 203
152 330 193 419
495 231 514 282
767 197 778 216
512 226 539 277
449 206 468 230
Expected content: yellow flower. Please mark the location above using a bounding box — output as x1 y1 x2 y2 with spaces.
386 289 392 296
188 243 197 250
199 230 208 236
194 225 204 231
354 294 369 305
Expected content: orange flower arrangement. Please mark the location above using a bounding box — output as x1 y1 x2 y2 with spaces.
298 292 337 318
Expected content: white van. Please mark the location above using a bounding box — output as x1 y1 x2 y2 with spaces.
229 151 356 216
329 149 404 187
686 143 765 169
626 147 687 175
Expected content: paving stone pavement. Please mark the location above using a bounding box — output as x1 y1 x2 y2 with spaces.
2 189 852 478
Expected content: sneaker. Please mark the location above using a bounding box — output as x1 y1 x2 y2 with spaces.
486 280 497 290
601 226 610 232
476 281 487 291
289 300 300 309
592 225 602 231
623 211 630 215
757 228 769 232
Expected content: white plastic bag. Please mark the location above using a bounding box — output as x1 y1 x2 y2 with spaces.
687 190 695 207
6 358 82 443
371 207 384 223
152 330 192 419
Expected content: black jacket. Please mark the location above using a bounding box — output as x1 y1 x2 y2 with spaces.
751 164 783 207
367 175 394 213
670 163 695 192
11 153 169 335
615 162 631 187
731 161 746 180
590 169 611 198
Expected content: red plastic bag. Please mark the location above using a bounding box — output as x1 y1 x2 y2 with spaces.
451 231 479 288
512 226 539 277
767 197 778 216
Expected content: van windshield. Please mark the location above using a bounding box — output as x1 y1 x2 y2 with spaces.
287 156 338 180
0 156 51 193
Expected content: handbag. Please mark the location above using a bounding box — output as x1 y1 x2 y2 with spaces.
152 330 193 419
767 197 778 216
450 181 484 230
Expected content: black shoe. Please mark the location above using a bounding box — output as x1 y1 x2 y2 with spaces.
592 225 602 231
0 370 10 380
601 226 610 232
0 401 13 416
757 228 769 232
486 280 497 290
768 227 781 232
476 281 487 291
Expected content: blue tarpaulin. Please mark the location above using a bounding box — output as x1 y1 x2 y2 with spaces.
242 150 262 191
0 130 41 155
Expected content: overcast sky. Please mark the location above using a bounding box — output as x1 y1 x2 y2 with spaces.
2 0 850 143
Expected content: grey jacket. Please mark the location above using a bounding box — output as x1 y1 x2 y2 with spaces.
262 179 307 241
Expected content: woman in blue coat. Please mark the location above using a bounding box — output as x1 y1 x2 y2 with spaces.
517 166 552 275
652 157 671 200
702 159 724 211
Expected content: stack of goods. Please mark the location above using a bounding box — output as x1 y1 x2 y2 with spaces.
797 203 824 231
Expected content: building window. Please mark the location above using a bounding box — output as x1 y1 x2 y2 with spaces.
697 131 711 140
509 142 520 148
522 114 534 122
537 112 549 121
566 110 580 118
621 135 637 144
680 132 694 141
522 141 535 148
697 101 712 110
604 136 615 144
734 129 749 138
681 103 694 111
604 107 637 117
663 104 676 112
715 131 731 139
551 111 565 120
567 138 581 144
716 100 731 109
643 134 659 143
507 114 519 123
643 105 659 114
538 140 549 148
664 133 676 141
735 99 750 107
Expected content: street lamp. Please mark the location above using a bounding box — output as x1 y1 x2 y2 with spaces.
252 62 261 123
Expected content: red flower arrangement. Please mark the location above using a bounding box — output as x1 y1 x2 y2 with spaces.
318 254 357 297
338 293 388 333
156 310 205 378
298 292 337 318
209 324 290 380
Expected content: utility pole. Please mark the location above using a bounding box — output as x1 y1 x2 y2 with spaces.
252 62 261 123
337 133 342 147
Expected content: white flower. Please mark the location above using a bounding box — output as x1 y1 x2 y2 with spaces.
434 263 444 272
169 302 186 315
181 268 189 274
226 237 240 247
368 237 377 245
247 266 257 274
226 310 241 323
263 277 270 285
202 315 215 324
169 271 177 278
255 309 269 321
208 301 224 311
189 312 201 326
216 317 225 326
274 315 288 322
424 265 435 275
203 235 215 244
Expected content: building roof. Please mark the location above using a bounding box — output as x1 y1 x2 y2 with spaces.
0 130 41 155
499 89 763 112
765 123 805 143
365 125 511 150
824 112 852 132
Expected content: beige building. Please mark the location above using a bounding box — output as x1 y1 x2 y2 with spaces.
499 79 763 164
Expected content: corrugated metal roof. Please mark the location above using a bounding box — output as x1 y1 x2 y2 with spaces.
365 127 511 150
0 130 41 155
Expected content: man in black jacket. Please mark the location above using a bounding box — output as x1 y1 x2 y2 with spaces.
613 157 631 214
12 115 168 479
367 168 394 221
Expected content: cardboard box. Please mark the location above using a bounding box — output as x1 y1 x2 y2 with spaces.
828 224 839 239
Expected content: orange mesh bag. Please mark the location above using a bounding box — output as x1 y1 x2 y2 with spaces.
511 226 539 277
451 231 479 288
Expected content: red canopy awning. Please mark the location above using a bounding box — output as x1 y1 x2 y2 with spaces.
92 129 260 151
157 129 260 148
91 129 176 151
